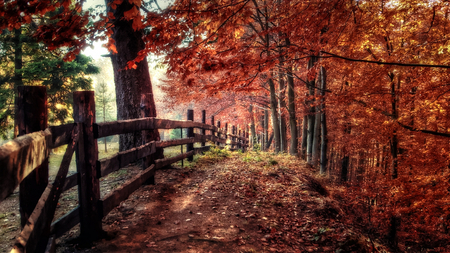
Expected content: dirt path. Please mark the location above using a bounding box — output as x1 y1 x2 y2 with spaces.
54 150 383 253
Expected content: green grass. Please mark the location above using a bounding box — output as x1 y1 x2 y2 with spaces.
49 141 120 177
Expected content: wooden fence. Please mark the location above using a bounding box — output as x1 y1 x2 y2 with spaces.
0 87 249 253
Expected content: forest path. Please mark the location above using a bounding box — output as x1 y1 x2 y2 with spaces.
56 151 376 253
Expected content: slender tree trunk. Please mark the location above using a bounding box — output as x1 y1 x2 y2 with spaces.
306 56 318 164
106 0 161 152
269 78 281 153
301 115 308 159
278 66 287 153
249 104 256 149
287 65 298 155
390 74 399 179
319 67 328 174
312 108 320 165
264 109 268 151
103 102 107 152
341 125 351 182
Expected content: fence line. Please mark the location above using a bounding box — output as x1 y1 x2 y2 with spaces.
1 87 248 253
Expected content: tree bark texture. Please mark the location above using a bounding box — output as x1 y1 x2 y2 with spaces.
278 71 287 152
269 78 280 153
287 66 298 155
264 109 268 151
106 0 160 152
319 67 328 174
301 115 307 159
306 56 318 164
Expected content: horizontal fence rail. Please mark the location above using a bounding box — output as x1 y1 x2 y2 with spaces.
0 88 249 253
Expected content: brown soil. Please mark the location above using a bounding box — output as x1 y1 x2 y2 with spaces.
50 152 385 253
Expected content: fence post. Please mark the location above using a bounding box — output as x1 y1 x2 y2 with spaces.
187 109 194 161
217 121 221 146
225 123 228 148
232 125 235 150
73 91 103 241
243 130 246 152
211 116 215 146
15 86 49 233
140 93 158 184
201 110 206 147
238 129 241 151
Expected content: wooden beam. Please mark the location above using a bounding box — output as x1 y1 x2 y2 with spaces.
155 151 195 169
12 127 78 253
0 130 51 203
48 124 75 149
50 206 79 239
101 164 156 217
61 173 78 193
156 138 195 148
95 118 218 139
95 118 154 139
44 236 55 253
98 141 156 178
154 118 215 131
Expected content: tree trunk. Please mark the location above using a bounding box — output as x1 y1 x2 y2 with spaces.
287 66 298 155
390 74 399 179
249 104 256 149
301 115 308 159
264 109 268 151
306 56 318 164
269 77 281 153
319 67 328 174
278 69 287 152
103 103 107 152
106 0 161 152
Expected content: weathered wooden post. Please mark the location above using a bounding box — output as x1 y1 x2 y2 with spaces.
217 121 221 147
201 110 206 147
73 91 103 241
15 86 49 230
225 123 228 147
239 129 242 151
187 109 194 161
140 93 157 184
232 125 235 150
211 116 215 146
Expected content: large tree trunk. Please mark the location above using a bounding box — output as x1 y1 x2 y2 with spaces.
269 77 281 153
106 0 161 152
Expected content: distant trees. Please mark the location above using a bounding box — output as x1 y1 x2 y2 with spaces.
95 81 115 151
0 27 98 138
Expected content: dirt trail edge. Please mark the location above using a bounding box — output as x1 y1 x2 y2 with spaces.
56 151 386 253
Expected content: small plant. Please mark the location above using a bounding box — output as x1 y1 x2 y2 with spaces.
202 145 230 161
268 158 278 166
252 143 261 152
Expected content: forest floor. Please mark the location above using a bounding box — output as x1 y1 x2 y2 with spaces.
47 148 390 253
